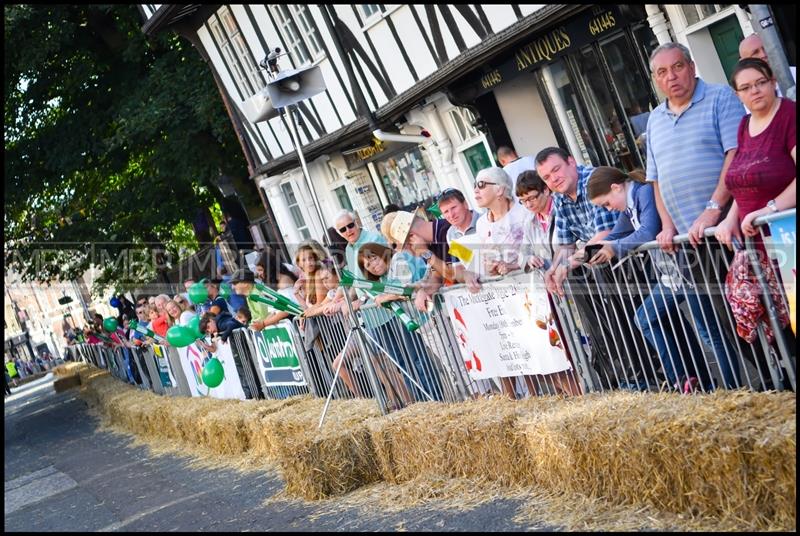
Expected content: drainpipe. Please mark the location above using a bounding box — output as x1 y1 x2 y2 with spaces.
747 5 796 100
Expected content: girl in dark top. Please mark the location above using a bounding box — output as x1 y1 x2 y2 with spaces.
588 167 709 392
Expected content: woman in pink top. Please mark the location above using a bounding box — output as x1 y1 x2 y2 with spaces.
716 57 795 246
715 57 794 350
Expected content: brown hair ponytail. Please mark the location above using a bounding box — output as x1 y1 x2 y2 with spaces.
587 166 647 200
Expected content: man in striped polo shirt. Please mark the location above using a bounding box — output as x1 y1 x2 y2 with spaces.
646 42 745 248
645 42 770 390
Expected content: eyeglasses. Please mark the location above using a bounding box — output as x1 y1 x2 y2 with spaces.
338 222 356 233
736 78 772 94
474 181 498 190
518 192 541 205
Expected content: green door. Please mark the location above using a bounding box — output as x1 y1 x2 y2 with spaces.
709 16 745 81
462 143 492 179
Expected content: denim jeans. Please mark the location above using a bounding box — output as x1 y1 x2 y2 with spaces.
684 292 741 389
635 282 706 387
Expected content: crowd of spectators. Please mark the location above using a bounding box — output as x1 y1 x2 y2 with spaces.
69 38 795 401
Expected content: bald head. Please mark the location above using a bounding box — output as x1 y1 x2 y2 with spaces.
739 34 768 63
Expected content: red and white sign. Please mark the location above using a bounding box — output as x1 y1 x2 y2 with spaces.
442 272 571 380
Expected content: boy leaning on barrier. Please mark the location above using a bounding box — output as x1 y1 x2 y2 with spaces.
198 311 245 352
380 208 450 313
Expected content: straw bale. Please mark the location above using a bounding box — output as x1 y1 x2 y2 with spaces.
244 397 312 457
162 396 223 445
196 400 255 455
366 397 563 486
53 362 88 377
517 390 795 529
53 374 81 392
273 398 382 500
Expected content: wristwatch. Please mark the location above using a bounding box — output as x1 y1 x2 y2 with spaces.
767 199 779 213
419 250 433 262
705 200 721 211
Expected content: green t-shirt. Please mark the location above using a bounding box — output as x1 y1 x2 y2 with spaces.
246 293 273 322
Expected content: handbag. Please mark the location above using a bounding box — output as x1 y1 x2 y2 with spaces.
725 249 789 343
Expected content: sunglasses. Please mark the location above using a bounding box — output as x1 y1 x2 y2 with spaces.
338 221 356 233
437 187 461 200
474 180 498 190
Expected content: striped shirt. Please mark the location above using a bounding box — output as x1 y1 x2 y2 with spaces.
645 78 745 233
552 164 619 245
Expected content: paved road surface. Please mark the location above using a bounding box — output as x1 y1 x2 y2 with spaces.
4 374 551 532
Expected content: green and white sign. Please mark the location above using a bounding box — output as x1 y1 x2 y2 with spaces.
253 323 306 387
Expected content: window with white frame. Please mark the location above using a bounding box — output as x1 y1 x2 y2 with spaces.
681 5 731 26
281 182 311 240
361 5 381 19
449 107 481 145
210 7 264 98
270 5 323 66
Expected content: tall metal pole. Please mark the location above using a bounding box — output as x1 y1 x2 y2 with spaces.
283 104 389 420
748 5 796 101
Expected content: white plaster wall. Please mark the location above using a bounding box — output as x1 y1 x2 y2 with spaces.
493 70 559 158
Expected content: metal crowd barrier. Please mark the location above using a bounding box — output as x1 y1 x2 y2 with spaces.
67 342 194 398
73 211 795 415
553 214 796 394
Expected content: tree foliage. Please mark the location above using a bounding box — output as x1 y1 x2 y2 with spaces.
4 5 247 291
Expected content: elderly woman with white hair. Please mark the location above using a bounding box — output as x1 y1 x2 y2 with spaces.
473 166 529 278
471 166 538 400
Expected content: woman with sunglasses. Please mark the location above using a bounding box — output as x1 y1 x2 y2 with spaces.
472 167 528 279
472 166 534 399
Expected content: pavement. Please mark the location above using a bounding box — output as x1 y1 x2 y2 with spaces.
4 373 554 532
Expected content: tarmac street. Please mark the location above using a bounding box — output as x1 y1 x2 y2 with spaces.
3 374 545 532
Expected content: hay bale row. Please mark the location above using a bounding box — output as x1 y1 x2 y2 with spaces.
53 374 81 393
53 362 88 378
77 365 795 529
269 398 381 500
517 391 796 527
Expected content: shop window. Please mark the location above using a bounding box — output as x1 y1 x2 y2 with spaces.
281 182 311 240
599 30 658 164
334 186 354 212
681 5 731 27
271 5 324 65
374 147 441 209
449 107 481 145
210 7 264 98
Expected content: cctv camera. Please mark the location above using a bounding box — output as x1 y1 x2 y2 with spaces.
402 124 431 138
260 47 283 73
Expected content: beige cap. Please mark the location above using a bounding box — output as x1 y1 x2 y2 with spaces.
381 210 417 247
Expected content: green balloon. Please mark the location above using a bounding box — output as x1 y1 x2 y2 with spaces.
188 282 208 305
166 325 197 348
103 317 119 332
186 315 203 339
202 357 225 388
219 282 232 299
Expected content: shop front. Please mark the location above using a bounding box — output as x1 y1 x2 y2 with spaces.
451 5 661 173
342 137 445 226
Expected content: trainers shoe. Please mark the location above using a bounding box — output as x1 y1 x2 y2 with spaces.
683 376 699 394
